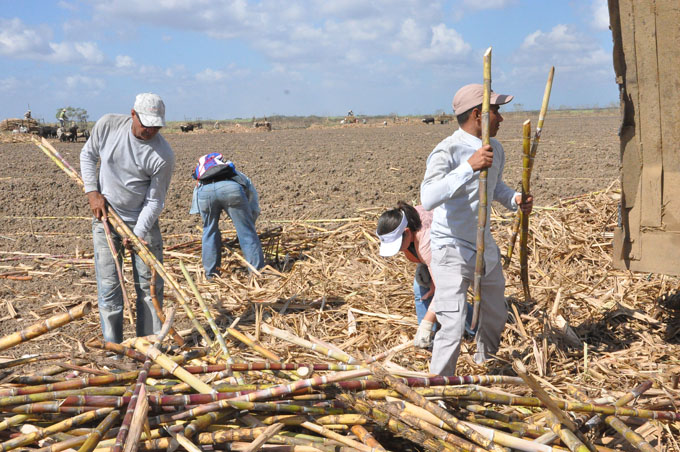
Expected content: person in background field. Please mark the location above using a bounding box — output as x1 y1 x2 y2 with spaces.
80 93 175 344
59 108 68 128
190 153 264 278
24 109 31 119
420 83 533 375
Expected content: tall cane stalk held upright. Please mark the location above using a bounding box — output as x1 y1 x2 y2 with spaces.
520 119 532 302
504 67 555 267
471 47 492 331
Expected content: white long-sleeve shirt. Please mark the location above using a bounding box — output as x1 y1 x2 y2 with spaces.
80 114 175 237
420 128 518 274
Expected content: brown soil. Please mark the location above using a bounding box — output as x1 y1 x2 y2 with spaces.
0 110 621 356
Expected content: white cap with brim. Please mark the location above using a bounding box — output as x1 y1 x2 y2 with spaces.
377 211 408 257
134 93 166 127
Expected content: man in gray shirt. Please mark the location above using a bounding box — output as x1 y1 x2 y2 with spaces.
80 93 175 344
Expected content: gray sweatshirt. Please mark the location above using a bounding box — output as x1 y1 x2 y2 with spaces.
80 114 175 237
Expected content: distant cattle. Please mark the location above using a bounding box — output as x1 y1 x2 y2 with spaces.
422 117 435 125
59 125 79 142
39 125 57 138
180 122 203 133
253 121 272 131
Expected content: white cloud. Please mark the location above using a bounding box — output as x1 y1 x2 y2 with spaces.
116 55 135 69
513 24 612 79
65 74 105 92
460 0 518 11
591 0 610 31
393 20 470 64
196 68 227 82
0 18 105 65
0 18 52 57
0 77 21 92
57 1 79 12
49 41 105 64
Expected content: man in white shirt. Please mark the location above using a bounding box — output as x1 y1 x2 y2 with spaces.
420 84 533 375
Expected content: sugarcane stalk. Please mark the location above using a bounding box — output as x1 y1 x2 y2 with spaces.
260 324 361 365
471 46 492 331
240 422 286 452
228 327 281 362
0 414 30 432
568 383 658 452
350 425 386 452
0 407 114 452
77 410 120 452
180 260 232 361
0 387 129 408
339 394 448 452
33 137 213 346
113 308 177 452
299 421 374 452
381 400 489 452
130 336 214 394
0 302 91 352
0 353 68 370
504 67 554 265
184 411 231 438
371 363 505 452
149 268 184 346
520 119 532 302
0 371 139 398
513 360 596 452
100 219 133 327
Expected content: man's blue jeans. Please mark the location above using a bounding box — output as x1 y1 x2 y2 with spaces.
196 180 264 275
92 219 163 344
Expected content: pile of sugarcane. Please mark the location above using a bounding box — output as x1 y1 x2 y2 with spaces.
1 303 677 452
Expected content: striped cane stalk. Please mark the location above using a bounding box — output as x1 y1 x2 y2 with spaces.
339 394 447 452
260 324 361 365
179 260 232 362
149 268 185 346
33 137 213 346
350 425 386 452
363 383 680 421
130 337 214 394
100 219 134 327
371 363 505 452
0 407 113 452
0 302 91 352
0 371 139 398
520 119 532 302
504 67 554 265
513 360 596 452
77 410 120 452
0 414 30 432
471 46 492 330
381 401 488 452
0 353 68 370
568 383 657 452
113 309 177 452
0 387 129 408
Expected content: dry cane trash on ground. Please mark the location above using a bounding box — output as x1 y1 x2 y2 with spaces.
1 163 680 451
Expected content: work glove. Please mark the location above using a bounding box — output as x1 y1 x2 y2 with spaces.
414 320 435 348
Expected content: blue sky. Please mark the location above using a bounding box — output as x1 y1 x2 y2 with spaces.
1 0 615 122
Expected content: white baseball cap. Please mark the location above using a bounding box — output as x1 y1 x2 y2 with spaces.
133 93 166 127
376 211 408 257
